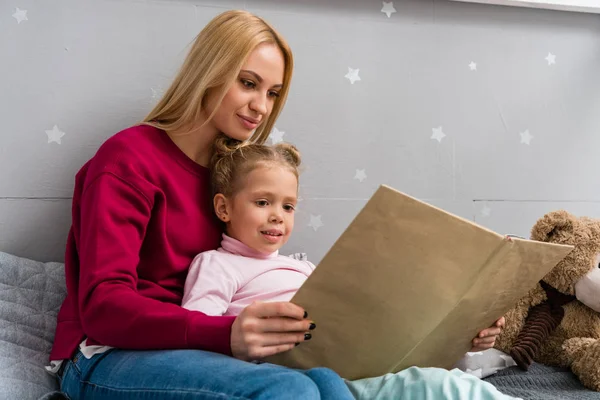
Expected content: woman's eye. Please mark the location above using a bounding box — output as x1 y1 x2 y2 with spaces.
241 79 255 88
268 91 280 98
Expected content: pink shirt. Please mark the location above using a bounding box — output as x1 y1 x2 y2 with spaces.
182 234 316 316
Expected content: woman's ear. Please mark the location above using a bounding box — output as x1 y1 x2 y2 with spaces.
213 193 231 222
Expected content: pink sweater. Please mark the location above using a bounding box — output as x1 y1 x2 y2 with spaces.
182 235 316 316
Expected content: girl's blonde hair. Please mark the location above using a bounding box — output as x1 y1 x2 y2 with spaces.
142 10 293 145
211 134 301 198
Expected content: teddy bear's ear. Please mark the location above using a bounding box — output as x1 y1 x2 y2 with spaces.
530 210 575 242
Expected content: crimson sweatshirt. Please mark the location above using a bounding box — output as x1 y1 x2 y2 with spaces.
49 125 235 361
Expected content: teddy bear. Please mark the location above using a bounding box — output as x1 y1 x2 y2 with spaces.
494 210 600 391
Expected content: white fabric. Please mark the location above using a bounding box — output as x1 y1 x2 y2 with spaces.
574 263 600 313
454 348 516 378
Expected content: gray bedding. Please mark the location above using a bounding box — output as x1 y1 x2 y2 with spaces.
0 250 599 400
485 362 600 400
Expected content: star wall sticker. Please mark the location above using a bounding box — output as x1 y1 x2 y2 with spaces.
345 67 361 85
354 169 367 183
269 127 285 144
481 205 491 217
151 88 164 101
545 52 556 66
45 125 66 144
520 129 533 145
469 61 477 71
13 8 28 24
431 126 446 143
308 215 324 232
381 2 397 18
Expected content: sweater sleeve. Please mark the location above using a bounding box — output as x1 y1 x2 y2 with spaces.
77 173 235 354
182 253 237 316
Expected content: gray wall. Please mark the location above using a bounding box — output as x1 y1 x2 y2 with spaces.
2 0 599 263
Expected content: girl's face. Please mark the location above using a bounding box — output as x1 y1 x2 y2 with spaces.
206 43 285 142
215 164 298 255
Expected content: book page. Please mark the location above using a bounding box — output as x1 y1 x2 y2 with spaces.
266 185 573 380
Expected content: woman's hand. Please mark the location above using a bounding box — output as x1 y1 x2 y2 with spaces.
231 301 314 361
470 317 505 352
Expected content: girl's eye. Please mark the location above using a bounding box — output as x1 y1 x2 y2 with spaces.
241 79 255 88
256 200 268 207
284 204 296 212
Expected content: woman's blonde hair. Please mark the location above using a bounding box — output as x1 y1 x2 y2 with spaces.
142 10 293 145
211 134 301 198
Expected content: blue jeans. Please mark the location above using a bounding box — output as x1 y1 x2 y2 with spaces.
59 349 354 400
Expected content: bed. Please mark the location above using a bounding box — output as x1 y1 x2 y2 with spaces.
1 250 598 400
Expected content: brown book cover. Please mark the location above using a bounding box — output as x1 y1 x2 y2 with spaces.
266 185 573 380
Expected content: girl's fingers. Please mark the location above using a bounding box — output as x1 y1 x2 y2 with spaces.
475 336 496 345
479 327 502 338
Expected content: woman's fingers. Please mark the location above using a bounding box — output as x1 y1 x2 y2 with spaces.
241 302 313 333
261 317 314 333
230 302 314 361
253 343 298 359
250 301 306 320
258 331 311 347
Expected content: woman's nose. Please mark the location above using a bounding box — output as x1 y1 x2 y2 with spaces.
250 93 268 115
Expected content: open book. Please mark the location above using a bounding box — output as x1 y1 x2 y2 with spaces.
266 185 573 380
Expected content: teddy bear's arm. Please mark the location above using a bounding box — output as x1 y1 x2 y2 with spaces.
494 282 547 354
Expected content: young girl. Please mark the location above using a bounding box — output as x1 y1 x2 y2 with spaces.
182 136 517 400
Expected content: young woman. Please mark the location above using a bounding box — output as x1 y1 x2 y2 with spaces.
49 9 502 400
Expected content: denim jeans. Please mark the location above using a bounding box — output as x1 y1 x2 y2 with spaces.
59 349 354 400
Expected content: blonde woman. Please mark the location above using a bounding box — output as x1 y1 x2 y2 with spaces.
49 9 503 400
49 10 354 399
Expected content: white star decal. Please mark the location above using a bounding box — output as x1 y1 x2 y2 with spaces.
381 2 397 18
354 169 367 183
151 88 163 100
520 129 533 145
431 126 446 143
45 125 66 144
469 62 477 71
481 205 491 217
345 67 361 85
12 8 28 24
308 215 324 232
545 52 556 66
270 127 285 144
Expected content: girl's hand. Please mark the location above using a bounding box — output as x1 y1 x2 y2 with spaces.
231 301 314 361
471 317 505 352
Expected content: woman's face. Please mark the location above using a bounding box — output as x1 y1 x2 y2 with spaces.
207 43 285 141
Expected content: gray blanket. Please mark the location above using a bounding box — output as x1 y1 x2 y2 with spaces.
484 362 600 400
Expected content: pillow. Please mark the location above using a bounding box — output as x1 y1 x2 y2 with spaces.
454 348 517 379
0 251 66 400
